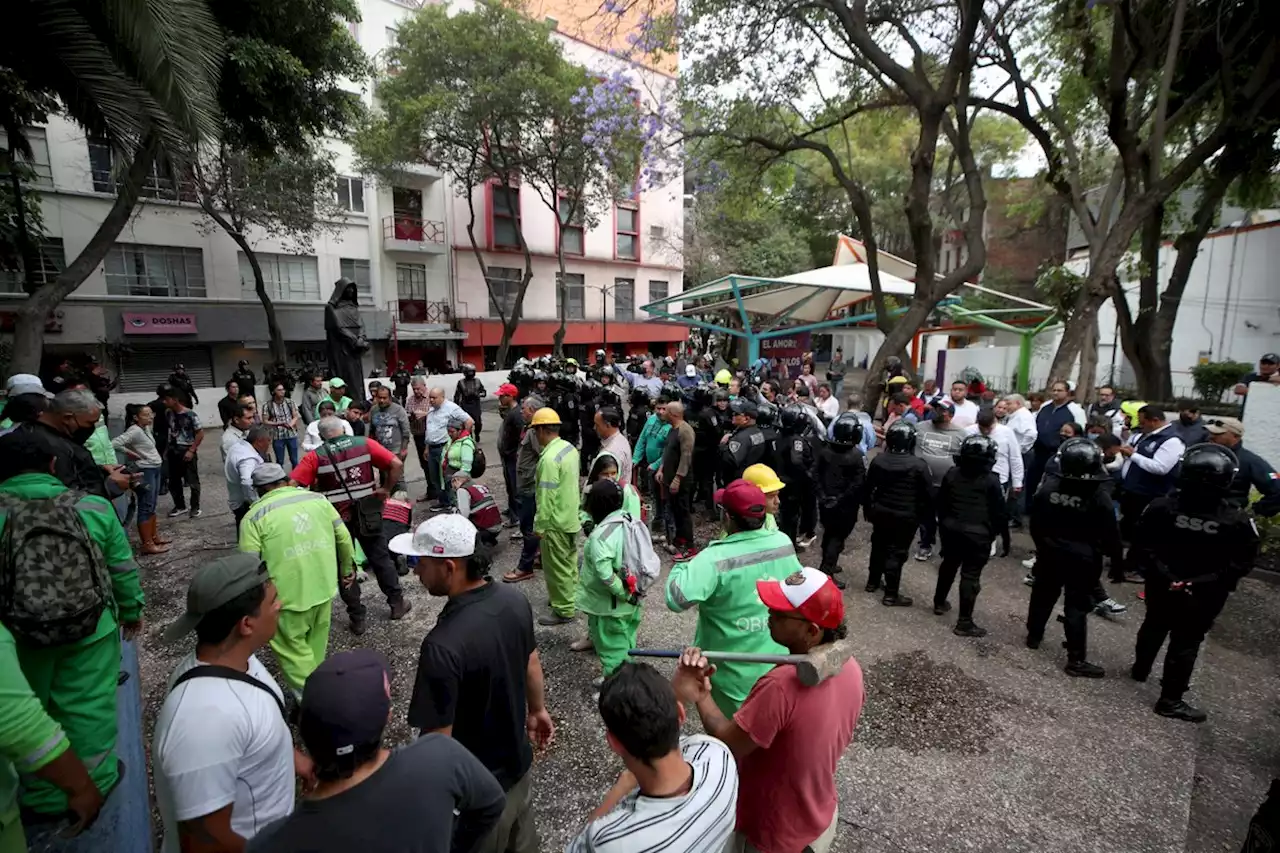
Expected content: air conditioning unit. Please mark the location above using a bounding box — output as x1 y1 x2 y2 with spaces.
649 225 666 239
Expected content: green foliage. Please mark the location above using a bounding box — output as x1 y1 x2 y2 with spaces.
1190 360 1252 402
1033 263 1084 316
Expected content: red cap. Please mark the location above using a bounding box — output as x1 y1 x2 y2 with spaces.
757 568 845 629
714 479 767 520
497 383 519 398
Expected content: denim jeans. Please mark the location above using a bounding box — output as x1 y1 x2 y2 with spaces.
272 436 299 469
136 467 162 523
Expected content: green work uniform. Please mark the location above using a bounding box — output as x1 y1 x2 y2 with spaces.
577 510 642 676
442 434 475 485
0 473 143 815
535 436 581 618
239 486 355 695
0 623 71 852
85 419 116 467
665 527 800 716
317 395 352 418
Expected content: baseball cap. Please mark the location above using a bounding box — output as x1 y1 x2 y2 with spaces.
933 399 956 414
389 514 476 558
5 374 51 398
300 650 390 765
685 364 697 377
250 462 289 487
1205 420 1244 437
162 553 269 642
757 567 845 630
497 383 519 397
730 397 758 417
329 377 346 388
1261 353 1279 364
714 479 767 520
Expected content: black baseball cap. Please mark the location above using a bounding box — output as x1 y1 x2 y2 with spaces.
300 650 391 764
1261 353 1279 364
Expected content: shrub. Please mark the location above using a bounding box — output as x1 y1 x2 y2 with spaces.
1191 360 1252 403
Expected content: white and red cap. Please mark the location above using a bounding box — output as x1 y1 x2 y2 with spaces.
756 568 845 630
389 514 476 558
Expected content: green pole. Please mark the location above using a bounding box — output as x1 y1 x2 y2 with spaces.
747 334 760 365
1017 332 1033 394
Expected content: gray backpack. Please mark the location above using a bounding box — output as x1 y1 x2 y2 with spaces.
0 491 113 646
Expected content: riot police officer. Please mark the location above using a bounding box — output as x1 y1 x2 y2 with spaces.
810 412 866 589
625 386 650 450
231 359 257 395
864 421 933 605
1129 444 1259 722
933 434 1006 637
551 371 581 447
454 363 486 435
755 398 782 479
392 361 412 405
267 361 295 397
1026 438 1123 677
579 378 601 476
776 404 819 550
719 397 767 484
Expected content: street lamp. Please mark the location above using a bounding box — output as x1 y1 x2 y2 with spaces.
586 281 619 360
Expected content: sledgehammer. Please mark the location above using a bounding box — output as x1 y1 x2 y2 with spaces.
628 640 855 687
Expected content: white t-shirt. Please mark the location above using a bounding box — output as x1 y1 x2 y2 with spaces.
301 417 353 451
153 652 295 851
817 395 840 421
565 735 738 853
950 398 980 429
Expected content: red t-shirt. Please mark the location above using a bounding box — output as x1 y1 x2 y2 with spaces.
733 658 865 852
291 438 399 519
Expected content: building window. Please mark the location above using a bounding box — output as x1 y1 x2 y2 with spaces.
555 273 585 320
384 27 401 73
87 137 194 201
616 203 639 260
558 195 584 256
0 128 53 188
614 277 635 320
487 266 522 318
339 258 374 306
492 186 521 249
0 238 65 294
239 252 320 302
647 280 668 315
396 262 427 301
335 177 365 213
105 244 206 298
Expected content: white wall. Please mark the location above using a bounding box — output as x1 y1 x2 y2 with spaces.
1242 382 1280 466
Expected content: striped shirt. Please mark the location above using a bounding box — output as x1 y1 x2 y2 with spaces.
565 735 738 853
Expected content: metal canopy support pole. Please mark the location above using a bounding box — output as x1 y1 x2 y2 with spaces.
1017 332 1033 395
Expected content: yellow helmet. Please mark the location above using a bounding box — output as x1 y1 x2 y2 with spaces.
743 463 785 494
714 369 733 386
1119 399 1145 428
530 407 562 427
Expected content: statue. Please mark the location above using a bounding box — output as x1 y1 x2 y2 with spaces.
324 277 368 389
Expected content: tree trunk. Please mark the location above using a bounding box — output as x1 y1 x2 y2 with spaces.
237 240 287 365
9 135 159 375
1076 320 1100 402
860 297 934 411
552 243 567 356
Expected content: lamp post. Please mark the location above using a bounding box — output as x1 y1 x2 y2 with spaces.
587 281 618 361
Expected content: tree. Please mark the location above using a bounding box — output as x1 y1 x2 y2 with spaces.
2 0 224 373
982 0 1280 398
195 0 367 363
355 4 566 368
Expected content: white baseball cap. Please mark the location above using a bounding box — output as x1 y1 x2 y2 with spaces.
685 364 696 377
389 514 476 558
5 374 51 398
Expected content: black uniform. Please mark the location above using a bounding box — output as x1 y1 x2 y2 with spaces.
692 405 725 512
810 443 866 574
933 467 1006 626
625 393 649 460
578 385 600 476
231 365 257 394
455 377 486 436
86 368 116 413
864 453 934 598
777 431 819 546
1130 495 1258 705
392 367 412 405
168 370 198 406
267 363 296 396
719 425 767 484
1224 441 1280 516
1027 481 1123 663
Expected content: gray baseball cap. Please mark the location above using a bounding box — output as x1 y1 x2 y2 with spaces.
162 553 269 643
250 463 289 487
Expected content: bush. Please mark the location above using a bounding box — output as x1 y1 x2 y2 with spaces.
1191 360 1252 402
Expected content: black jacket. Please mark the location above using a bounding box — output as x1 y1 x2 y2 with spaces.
720 425 767 484
231 368 257 392
864 453 933 524
810 444 866 509
1029 481 1122 564
168 373 198 405
497 407 524 459
1226 442 1280 517
937 467 1006 540
1131 496 1259 587
552 393 580 445
777 432 818 488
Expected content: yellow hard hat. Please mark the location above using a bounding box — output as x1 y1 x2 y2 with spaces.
743 463 785 494
714 369 733 386
530 407 562 427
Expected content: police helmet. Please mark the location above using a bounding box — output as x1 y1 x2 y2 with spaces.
532 369 548 385
830 412 863 447
755 399 778 428
713 388 730 404
884 420 917 454
779 404 808 435
1177 443 1238 494
658 381 681 403
1057 437 1107 481
730 396 758 418
956 434 998 467
462 363 476 377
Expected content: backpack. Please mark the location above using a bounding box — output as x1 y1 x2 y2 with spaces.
597 511 662 597
0 491 113 646
470 442 487 478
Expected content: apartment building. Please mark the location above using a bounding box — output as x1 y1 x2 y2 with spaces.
0 0 683 392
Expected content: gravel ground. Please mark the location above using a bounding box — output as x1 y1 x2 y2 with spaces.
133 424 1280 853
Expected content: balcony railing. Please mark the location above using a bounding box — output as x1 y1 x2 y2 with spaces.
383 215 445 247
393 298 452 325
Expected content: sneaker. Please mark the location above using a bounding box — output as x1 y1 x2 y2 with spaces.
652 533 667 545
881 594 913 607
503 519 519 529
1023 573 1035 587
673 548 700 562
1021 554 1037 570
189 509 202 519
1064 660 1105 678
953 621 988 638
914 546 932 561
591 676 605 689
389 599 412 620
510 529 524 541
1095 598 1127 615
933 601 952 616
537 613 575 627
1154 698 1207 723
798 534 817 549
663 542 679 555
990 540 999 558
167 507 186 518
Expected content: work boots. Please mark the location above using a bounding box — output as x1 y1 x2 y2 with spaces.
139 518 169 554
818 561 847 590
1064 660 1105 678
1154 698 1207 723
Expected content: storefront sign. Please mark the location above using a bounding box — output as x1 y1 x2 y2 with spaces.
760 332 811 378
122 312 197 335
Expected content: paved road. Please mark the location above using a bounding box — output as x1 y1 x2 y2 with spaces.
135 426 1280 853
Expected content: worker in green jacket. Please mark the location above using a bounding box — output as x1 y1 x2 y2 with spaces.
238 463 356 698
633 400 672 538
0 437 144 818
441 412 475 509
0 621 107 851
666 479 800 716
532 408 581 626
577 479 643 681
